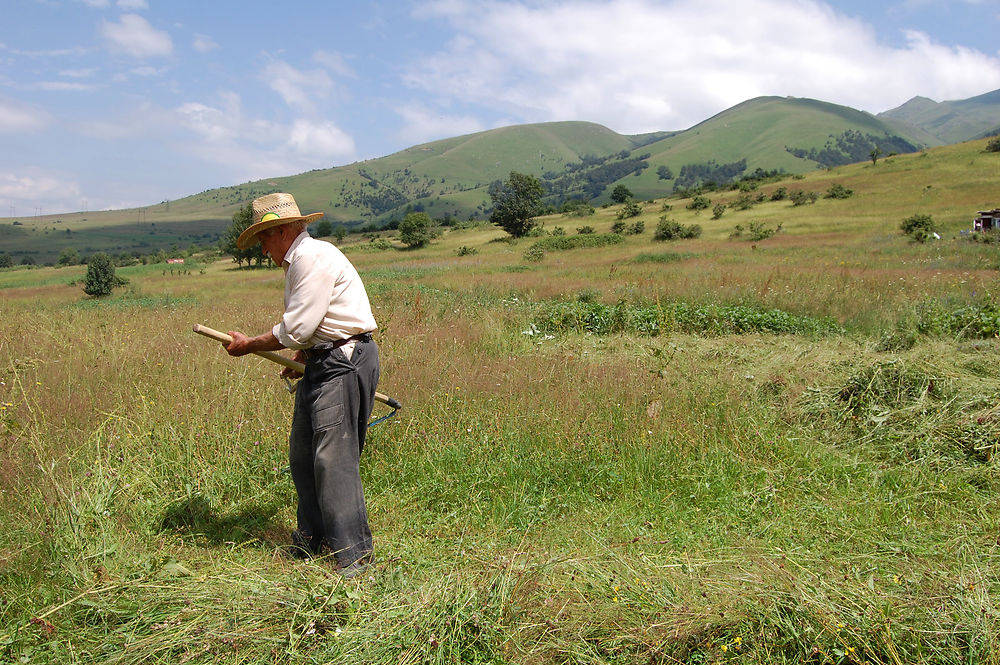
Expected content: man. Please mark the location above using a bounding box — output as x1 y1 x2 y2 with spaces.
223 192 379 576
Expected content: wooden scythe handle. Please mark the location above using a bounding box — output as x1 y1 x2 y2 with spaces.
192 324 399 409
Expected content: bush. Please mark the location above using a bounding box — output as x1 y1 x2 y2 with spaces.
626 220 645 235
399 212 432 248
986 137 1000 153
610 184 633 203
789 190 818 206
901 213 936 242
825 183 854 199
455 246 478 256
82 252 127 297
611 220 626 234
770 186 787 201
529 234 625 252
654 218 702 241
712 204 726 219
616 200 642 219
687 195 711 211
522 245 545 262
576 226 595 234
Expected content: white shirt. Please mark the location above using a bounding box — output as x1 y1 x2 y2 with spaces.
271 232 378 350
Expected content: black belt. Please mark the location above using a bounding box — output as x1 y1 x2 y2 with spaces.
302 333 373 358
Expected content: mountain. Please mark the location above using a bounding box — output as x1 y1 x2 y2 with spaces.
0 94 974 263
879 88 1000 144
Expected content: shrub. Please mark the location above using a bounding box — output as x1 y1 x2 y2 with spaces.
825 183 854 199
712 204 726 219
655 218 702 241
82 252 127 297
616 200 642 219
789 190 818 206
522 245 545 262
986 137 1000 153
530 234 624 252
687 195 711 211
770 186 787 201
626 220 645 235
900 213 936 242
576 226 595 234
455 246 478 256
611 220 626 234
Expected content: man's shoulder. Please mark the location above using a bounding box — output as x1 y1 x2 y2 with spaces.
287 234 349 268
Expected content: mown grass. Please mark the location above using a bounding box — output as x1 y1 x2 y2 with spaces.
2 140 1000 663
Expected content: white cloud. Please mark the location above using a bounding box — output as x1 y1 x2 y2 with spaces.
79 0 111 7
286 119 356 159
0 97 51 132
131 65 164 76
0 168 81 213
395 103 487 145
262 60 334 114
99 14 172 58
313 50 356 78
59 68 97 78
173 92 356 180
118 0 148 9
406 0 1000 133
192 34 219 53
35 81 99 91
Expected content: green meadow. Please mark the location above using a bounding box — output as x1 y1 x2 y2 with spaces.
2 139 1000 664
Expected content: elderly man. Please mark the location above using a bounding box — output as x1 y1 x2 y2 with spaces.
224 192 379 576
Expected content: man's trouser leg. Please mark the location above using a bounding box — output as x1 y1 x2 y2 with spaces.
288 340 378 568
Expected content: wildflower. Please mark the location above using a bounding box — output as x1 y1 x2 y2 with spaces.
721 644 728 652
734 636 742 646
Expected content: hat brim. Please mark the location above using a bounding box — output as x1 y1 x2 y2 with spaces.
236 212 324 250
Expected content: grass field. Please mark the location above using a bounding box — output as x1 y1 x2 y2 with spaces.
2 139 1000 664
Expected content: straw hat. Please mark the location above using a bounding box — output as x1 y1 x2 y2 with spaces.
236 192 324 249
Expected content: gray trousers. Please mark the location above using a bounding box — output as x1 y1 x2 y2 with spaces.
289 337 379 567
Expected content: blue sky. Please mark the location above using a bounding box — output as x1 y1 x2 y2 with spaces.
1 0 999 216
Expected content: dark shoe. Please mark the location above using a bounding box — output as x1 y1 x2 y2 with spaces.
287 530 323 559
338 553 373 579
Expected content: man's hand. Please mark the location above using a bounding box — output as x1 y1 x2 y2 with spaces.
280 350 306 380
225 330 253 357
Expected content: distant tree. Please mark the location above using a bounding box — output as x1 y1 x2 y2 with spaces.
825 183 854 199
870 147 882 165
616 200 642 219
221 203 266 268
311 219 333 238
334 225 347 243
901 213 936 242
21 256 36 266
489 171 544 238
399 212 432 248
687 195 711 211
610 184 633 204
57 247 80 267
0 254 13 268
656 165 674 180
82 252 124 297
986 137 1000 153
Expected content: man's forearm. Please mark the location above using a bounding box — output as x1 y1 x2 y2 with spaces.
226 330 284 356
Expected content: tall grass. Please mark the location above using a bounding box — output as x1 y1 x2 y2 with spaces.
3 144 1000 662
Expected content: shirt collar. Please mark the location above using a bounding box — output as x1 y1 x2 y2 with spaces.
281 231 311 270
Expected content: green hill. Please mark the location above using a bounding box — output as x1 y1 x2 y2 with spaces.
879 88 1000 144
0 97 949 264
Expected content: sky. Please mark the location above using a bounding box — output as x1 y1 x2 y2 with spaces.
1 0 999 216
